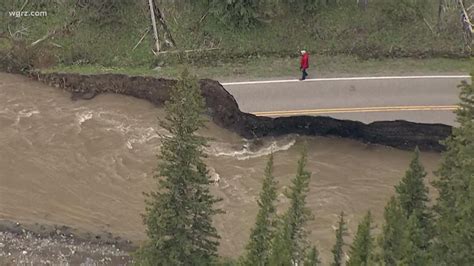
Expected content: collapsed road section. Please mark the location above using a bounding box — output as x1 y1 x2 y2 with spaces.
27 71 451 151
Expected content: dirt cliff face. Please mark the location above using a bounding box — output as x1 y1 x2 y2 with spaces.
27 71 451 151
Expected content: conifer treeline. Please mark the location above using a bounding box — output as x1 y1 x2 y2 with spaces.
135 72 473 265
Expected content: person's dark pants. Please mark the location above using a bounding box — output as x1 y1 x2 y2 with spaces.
301 68 308 80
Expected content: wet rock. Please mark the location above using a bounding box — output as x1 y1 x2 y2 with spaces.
208 167 221 184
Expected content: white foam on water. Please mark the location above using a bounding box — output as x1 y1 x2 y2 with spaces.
125 127 167 150
127 133 159 146
115 122 132 134
18 109 40 118
210 137 297 160
125 140 133 150
76 111 93 125
14 109 40 125
208 167 221 184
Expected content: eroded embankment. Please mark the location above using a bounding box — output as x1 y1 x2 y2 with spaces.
0 72 447 263
25 71 451 151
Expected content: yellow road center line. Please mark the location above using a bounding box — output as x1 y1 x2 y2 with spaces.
252 105 458 117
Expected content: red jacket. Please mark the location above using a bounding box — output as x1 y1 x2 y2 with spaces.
300 53 309 69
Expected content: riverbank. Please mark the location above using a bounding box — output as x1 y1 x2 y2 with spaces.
21 70 452 152
0 220 133 265
0 72 447 264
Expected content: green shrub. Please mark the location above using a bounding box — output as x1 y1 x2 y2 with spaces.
380 0 428 24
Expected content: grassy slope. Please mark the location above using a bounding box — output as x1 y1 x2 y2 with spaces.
44 56 472 81
0 0 472 79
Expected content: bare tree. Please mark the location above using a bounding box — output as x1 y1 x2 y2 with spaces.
438 0 446 29
147 0 176 53
459 0 473 48
147 0 160 52
152 0 176 49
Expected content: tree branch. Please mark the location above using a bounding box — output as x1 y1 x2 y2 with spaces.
132 27 151 51
156 48 220 55
459 0 474 32
30 19 80 47
152 0 177 48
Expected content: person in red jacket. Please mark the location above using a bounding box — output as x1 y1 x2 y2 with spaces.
300 50 309 80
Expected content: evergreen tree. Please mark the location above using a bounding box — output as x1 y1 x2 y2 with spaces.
378 196 407 266
379 148 434 265
304 246 321 266
284 0 326 12
135 70 222 265
331 211 348 266
210 0 259 28
347 211 373 266
268 224 293 265
433 74 474 265
242 154 278 266
269 151 313 265
395 146 434 247
399 211 431 266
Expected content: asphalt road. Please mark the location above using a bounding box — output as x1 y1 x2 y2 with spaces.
223 76 471 126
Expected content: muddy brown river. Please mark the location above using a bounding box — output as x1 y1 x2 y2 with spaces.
0 73 442 264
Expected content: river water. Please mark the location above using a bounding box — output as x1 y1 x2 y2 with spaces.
0 73 442 263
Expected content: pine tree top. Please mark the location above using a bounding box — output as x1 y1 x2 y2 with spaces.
136 70 222 265
347 211 373 266
304 246 321 266
378 196 407 266
395 147 430 218
269 150 314 265
331 211 348 266
433 74 474 265
242 154 278 265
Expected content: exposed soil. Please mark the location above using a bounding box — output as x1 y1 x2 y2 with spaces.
26 71 452 151
0 73 445 264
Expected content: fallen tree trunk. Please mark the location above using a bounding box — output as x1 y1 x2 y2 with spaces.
147 0 176 53
459 0 473 49
152 0 176 49
157 48 220 55
147 0 160 52
459 0 474 32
